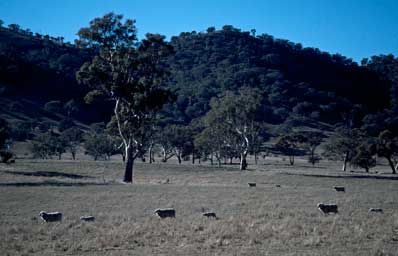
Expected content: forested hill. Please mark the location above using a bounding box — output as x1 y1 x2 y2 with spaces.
164 26 390 125
0 24 394 127
0 27 111 123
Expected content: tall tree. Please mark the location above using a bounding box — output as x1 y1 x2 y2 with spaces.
76 13 173 183
351 139 377 173
376 130 398 174
302 131 323 165
60 127 83 160
275 132 306 165
202 87 263 170
323 127 363 171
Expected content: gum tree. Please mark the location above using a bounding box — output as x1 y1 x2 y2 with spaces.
202 87 263 170
76 13 173 183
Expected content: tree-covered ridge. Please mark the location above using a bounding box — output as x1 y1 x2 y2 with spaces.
0 21 396 128
163 26 390 125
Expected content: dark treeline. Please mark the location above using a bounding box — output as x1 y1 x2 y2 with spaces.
1 15 398 179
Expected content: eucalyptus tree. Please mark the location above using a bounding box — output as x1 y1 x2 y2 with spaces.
323 127 364 171
202 87 263 170
376 130 398 174
76 13 173 183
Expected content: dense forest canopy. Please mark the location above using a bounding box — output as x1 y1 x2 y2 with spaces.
0 20 396 129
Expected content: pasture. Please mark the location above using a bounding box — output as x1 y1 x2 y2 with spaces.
1 158 398 255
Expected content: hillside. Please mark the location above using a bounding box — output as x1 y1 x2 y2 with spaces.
0 24 394 130
164 26 390 125
0 27 111 125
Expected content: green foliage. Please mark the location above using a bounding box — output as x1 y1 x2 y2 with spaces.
75 12 137 49
197 87 264 169
275 132 307 165
376 130 398 173
10 121 33 141
30 132 66 159
0 118 11 150
83 129 116 161
61 127 83 160
362 54 398 109
323 127 364 163
0 118 13 163
0 151 13 163
76 13 174 182
301 131 324 165
158 125 193 163
351 139 377 172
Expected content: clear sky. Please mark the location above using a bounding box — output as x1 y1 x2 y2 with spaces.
0 0 397 62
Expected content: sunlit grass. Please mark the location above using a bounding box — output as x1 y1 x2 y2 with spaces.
1 158 398 255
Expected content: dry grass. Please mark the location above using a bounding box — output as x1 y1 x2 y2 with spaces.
1 158 398 255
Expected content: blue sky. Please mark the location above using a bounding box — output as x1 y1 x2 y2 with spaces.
0 0 397 62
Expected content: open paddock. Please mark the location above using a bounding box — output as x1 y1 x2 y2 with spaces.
1 159 398 255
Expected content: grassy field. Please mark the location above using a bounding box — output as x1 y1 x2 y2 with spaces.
1 157 398 255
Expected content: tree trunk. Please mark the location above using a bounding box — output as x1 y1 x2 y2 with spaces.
192 152 195 164
387 157 396 174
149 145 153 164
289 155 294 165
150 150 155 163
177 153 182 164
162 147 167 162
342 152 349 171
365 167 369 173
240 153 248 170
210 153 214 165
72 151 76 160
229 157 233 164
123 146 134 183
254 152 258 165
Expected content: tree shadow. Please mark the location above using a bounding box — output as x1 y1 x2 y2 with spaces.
282 172 398 181
2 170 93 179
262 163 327 169
0 180 108 187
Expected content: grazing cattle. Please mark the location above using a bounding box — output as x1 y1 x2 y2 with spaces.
80 216 95 222
248 182 256 187
334 186 345 192
154 208 176 219
39 211 63 222
203 212 217 219
317 203 338 214
368 208 383 213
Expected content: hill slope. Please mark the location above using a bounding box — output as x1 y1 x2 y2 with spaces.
0 25 393 129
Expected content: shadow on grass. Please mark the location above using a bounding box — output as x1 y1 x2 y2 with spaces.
2 170 93 179
262 163 327 169
0 180 108 187
282 172 398 181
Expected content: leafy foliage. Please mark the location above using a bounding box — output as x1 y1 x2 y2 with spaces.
30 132 66 159
76 13 174 182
